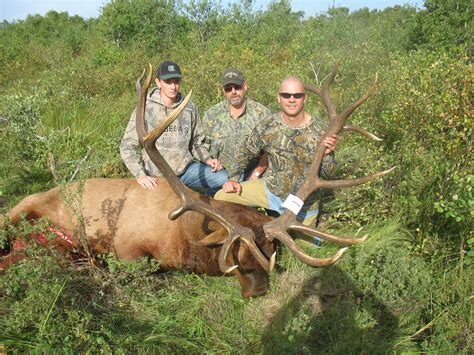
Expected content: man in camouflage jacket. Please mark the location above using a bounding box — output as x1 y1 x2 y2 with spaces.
120 61 227 192
202 68 271 184
215 76 338 226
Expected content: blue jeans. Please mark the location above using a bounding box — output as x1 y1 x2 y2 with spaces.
179 161 229 196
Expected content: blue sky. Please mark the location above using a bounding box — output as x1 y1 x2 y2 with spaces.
1 0 425 22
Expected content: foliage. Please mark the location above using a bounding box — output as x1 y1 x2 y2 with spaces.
409 0 474 50
98 0 189 49
322 46 472 258
380 49 472 238
0 90 53 198
0 11 90 87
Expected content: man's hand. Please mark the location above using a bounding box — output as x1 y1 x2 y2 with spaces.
222 180 241 194
323 134 338 155
206 158 223 172
137 176 158 190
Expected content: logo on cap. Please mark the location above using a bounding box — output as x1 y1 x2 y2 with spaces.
168 65 176 72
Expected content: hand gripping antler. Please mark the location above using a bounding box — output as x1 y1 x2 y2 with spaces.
263 61 396 266
135 64 275 274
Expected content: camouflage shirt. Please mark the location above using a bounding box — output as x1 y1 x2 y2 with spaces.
230 112 335 199
202 98 271 173
120 88 211 177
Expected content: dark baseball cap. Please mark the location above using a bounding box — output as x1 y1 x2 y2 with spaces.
156 61 183 80
221 68 245 87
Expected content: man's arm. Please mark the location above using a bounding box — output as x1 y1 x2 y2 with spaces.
120 109 159 189
189 105 221 169
120 109 147 178
246 152 268 181
244 102 272 180
190 106 211 162
223 123 266 193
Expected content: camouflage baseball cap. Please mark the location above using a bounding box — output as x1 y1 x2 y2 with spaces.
221 68 245 87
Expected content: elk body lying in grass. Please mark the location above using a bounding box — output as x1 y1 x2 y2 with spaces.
0 63 393 297
0 178 276 297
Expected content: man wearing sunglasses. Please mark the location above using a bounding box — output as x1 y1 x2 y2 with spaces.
120 61 227 192
215 76 338 227
202 68 271 190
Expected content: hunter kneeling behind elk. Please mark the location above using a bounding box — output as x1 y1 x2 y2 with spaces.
120 60 228 194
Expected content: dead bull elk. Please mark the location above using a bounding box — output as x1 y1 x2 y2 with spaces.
0 63 394 297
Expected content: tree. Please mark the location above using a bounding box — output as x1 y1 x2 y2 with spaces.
99 0 188 48
409 0 473 49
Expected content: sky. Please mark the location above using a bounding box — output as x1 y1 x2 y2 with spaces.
0 0 425 23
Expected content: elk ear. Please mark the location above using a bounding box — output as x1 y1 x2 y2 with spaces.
195 229 228 247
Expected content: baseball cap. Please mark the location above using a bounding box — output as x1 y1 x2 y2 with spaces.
157 61 183 80
221 68 245 87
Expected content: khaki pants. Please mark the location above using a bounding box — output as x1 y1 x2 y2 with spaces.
214 179 318 227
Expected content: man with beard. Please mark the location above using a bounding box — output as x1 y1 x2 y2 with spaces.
202 68 271 192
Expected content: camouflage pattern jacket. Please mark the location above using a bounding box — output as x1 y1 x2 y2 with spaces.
229 112 335 200
120 88 211 177
202 98 271 174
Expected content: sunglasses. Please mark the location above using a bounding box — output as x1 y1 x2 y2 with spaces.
224 84 243 92
279 92 305 99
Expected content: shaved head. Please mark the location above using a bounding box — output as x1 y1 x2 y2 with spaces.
278 76 307 121
279 76 305 93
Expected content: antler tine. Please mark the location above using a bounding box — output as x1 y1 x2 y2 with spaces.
136 63 154 147
218 235 240 274
238 235 277 272
340 73 378 122
318 166 397 189
342 125 383 141
263 62 393 268
319 61 341 118
198 231 276 273
289 222 369 245
135 65 272 274
264 217 348 267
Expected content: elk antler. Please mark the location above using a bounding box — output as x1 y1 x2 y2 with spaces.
135 64 275 274
263 61 396 266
